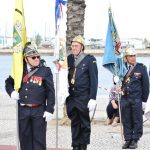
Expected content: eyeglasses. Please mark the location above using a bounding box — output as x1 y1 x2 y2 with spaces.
31 56 40 60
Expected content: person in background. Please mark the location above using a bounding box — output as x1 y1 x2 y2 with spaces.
121 47 149 149
5 42 55 150
66 35 98 150
106 83 120 127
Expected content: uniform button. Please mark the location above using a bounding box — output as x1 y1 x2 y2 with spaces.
25 88 28 91
27 81 29 84
25 96 27 99
72 88 74 90
127 87 129 89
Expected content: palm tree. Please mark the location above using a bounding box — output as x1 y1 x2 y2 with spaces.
66 0 86 53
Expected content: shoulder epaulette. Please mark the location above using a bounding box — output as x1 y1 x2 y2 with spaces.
137 63 146 68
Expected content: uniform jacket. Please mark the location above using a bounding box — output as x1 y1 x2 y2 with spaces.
122 63 149 102
5 65 55 113
67 54 98 100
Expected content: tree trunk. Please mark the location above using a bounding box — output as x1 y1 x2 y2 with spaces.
66 0 86 53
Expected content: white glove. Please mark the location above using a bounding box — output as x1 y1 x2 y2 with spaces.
11 90 19 101
87 99 97 111
114 76 119 84
43 111 53 122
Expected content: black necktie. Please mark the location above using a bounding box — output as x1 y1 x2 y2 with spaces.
128 65 131 70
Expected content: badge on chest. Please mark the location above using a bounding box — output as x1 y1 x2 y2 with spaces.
30 76 43 86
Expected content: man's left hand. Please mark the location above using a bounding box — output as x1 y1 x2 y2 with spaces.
43 111 53 122
87 99 97 111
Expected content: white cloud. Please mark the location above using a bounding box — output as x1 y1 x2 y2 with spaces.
85 0 150 40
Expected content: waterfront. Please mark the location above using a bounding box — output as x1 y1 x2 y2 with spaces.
0 55 149 95
1 48 150 56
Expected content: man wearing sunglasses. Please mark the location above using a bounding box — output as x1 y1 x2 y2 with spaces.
5 42 55 150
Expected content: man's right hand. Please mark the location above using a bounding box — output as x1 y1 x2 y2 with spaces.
11 90 19 101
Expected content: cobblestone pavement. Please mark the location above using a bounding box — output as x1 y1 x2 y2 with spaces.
1 93 150 150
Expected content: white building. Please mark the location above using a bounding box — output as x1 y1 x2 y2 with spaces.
121 38 145 49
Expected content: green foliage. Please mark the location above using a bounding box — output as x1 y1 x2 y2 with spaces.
35 33 42 47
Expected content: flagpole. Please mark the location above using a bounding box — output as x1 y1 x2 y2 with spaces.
114 62 124 144
16 101 20 150
110 5 124 144
116 80 124 144
103 6 126 145
54 1 60 149
54 17 61 150
54 1 67 148
55 69 59 150
118 94 124 144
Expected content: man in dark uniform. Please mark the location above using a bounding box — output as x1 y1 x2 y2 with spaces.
66 35 98 150
121 47 149 149
5 42 55 150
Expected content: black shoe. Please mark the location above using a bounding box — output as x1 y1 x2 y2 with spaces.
80 145 87 150
72 146 80 150
129 140 138 149
122 140 131 149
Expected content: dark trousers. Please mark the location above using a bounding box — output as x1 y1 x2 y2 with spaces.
18 105 47 150
66 99 91 147
121 98 143 141
106 101 119 119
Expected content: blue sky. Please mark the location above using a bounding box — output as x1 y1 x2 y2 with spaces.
0 0 150 40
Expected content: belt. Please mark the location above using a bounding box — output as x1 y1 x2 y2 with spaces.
19 103 42 107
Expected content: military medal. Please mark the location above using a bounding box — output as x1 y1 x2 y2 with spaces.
35 78 38 84
33 76 36 83
71 68 76 85
71 78 75 84
39 81 42 86
38 77 42 86
30 76 33 82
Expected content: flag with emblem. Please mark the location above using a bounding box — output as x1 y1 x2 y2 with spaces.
11 0 27 91
103 7 127 79
55 0 67 59
55 0 67 35
54 0 69 106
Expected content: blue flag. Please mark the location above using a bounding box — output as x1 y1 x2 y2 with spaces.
55 0 67 34
103 8 127 79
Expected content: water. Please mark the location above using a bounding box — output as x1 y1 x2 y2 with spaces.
0 55 149 95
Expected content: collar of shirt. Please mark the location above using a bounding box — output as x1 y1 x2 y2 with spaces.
27 65 32 72
127 64 132 70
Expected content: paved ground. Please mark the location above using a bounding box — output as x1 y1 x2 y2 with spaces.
0 146 69 150
0 92 150 150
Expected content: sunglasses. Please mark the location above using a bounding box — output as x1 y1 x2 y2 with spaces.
31 56 40 60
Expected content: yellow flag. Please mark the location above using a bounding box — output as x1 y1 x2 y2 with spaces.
11 0 27 91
